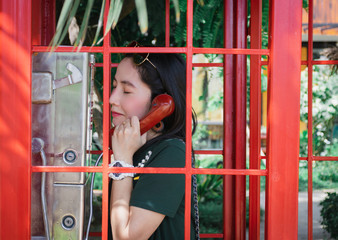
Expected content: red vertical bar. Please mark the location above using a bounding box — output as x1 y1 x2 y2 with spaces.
0 0 32 239
102 0 111 239
223 0 236 239
307 0 314 239
32 0 55 46
165 0 170 47
265 0 302 239
41 0 55 46
185 0 193 239
32 0 42 45
234 0 247 239
249 0 262 239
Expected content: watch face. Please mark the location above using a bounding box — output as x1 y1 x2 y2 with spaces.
113 162 123 177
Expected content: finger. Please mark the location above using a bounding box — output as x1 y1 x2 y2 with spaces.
124 119 131 128
131 116 140 131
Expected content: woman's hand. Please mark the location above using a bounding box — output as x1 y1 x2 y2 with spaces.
111 116 147 164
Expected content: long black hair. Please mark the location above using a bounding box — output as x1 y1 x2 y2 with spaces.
125 53 197 148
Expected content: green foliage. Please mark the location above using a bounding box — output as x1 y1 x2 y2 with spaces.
300 65 338 156
199 200 223 234
319 192 338 239
298 161 338 192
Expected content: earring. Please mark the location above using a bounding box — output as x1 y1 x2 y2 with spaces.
152 121 164 133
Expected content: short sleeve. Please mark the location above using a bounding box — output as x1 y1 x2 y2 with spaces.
130 140 185 218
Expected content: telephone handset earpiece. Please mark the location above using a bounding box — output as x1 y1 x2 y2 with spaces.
109 94 175 148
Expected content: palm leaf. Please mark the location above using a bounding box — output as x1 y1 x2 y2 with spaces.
50 0 73 50
74 0 95 48
135 0 148 34
57 0 81 46
103 0 124 39
92 0 106 46
171 0 180 23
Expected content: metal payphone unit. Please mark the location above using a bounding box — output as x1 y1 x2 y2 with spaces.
31 52 92 240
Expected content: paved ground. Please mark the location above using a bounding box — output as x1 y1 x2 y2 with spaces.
256 190 335 240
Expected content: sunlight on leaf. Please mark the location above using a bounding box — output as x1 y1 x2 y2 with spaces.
135 0 148 34
103 0 124 39
92 0 106 46
50 0 73 50
74 0 95 49
172 0 180 22
58 0 81 46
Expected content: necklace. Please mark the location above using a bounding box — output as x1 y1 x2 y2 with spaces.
137 150 152 167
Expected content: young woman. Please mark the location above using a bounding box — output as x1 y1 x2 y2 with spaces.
108 45 199 240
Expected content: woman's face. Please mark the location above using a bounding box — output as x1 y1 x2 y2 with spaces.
109 58 152 126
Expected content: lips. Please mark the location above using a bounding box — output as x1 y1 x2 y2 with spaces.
111 111 123 118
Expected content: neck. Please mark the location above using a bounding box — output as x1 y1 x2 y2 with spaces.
146 129 161 141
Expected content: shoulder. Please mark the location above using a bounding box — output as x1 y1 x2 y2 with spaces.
147 138 186 168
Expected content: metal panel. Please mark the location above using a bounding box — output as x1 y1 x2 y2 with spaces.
52 184 88 240
32 52 90 184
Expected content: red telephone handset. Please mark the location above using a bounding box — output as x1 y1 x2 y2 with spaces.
109 94 175 148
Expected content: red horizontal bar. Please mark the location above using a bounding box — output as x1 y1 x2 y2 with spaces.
313 156 338 161
32 166 104 172
94 63 119 68
194 150 223 154
192 63 223 67
311 60 338 65
193 48 269 55
89 232 102 237
95 62 224 68
200 233 223 238
31 166 267 175
32 46 104 52
109 47 187 53
32 46 270 56
89 232 225 238
262 60 338 66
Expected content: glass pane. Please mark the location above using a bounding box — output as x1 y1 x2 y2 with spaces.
312 65 338 156
300 65 309 157
310 0 338 60
198 174 223 235
192 64 223 150
193 1 224 48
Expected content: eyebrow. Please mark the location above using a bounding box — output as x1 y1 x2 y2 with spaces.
113 77 136 88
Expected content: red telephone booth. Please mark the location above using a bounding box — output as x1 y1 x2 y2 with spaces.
1 0 335 239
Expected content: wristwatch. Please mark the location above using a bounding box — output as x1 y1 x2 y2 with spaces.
108 160 135 180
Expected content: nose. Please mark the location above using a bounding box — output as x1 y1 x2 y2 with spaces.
109 89 120 106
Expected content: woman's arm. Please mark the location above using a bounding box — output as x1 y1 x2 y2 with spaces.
110 116 165 240
110 176 165 240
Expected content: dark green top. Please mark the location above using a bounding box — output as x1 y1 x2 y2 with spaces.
130 138 196 240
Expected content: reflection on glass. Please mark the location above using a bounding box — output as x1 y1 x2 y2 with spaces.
312 65 338 156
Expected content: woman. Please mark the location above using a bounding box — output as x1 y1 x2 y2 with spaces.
108 45 199 240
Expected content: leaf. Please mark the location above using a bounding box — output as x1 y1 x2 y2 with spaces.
50 0 73 50
171 0 180 23
92 0 106 46
74 0 95 48
111 0 124 29
57 0 81 46
135 0 148 34
103 0 124 38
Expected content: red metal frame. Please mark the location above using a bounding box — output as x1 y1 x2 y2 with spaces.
0 0 311 239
